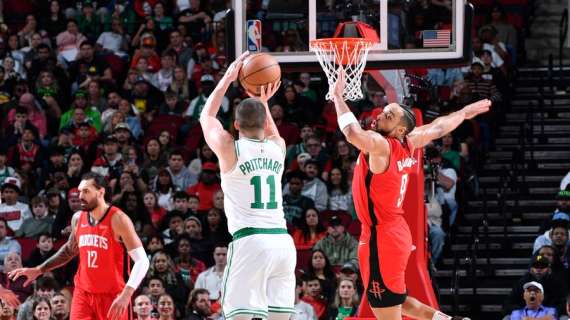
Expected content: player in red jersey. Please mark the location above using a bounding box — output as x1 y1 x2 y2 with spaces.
332 69 491 320
9 172 150 320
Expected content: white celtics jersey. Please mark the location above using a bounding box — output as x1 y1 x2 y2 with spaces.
221 137 287 234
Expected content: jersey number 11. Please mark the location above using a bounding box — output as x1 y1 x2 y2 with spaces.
250 175 278 209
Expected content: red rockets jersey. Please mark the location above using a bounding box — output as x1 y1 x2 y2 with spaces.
352 137 417 227
74 206 128 294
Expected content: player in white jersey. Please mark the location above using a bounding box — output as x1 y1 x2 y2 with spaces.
199 52 296 320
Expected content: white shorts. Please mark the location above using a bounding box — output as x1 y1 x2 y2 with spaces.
221 228 296 319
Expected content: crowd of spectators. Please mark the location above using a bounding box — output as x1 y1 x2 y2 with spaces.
0 0 525 319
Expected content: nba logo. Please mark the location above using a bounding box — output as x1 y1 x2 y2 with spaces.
247 20 262 52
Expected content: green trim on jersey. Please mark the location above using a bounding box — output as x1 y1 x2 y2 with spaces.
268 306 296 313
234 141 240 157
225 308 269 319
242 137 267 143
232 227 288 241
220 242 235 308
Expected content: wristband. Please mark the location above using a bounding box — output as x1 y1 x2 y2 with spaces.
338 112 358 131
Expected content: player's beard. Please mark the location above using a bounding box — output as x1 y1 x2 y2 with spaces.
80 198 99 211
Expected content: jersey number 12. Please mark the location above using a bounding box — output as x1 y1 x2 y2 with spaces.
250 175 278 209
87 250 98 268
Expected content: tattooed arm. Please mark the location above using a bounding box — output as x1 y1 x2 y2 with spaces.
9 212 81 287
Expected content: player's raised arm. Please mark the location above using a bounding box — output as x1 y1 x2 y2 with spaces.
8 211 81 287
199 51 250 157
331 68 389 155
247 82 285 149
407 99 492 149
107 212 150 320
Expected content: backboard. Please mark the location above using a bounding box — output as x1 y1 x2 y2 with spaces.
229 0 473 71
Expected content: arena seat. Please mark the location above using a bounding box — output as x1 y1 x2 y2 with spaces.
145 114 184 141
16 238 36 262
320 210 352 227
296 248 312 271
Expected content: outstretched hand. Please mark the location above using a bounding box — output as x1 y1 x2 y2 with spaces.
223 51 250 83
8 267 42 287
332 66 346 100
463 99 492 119
247 81 281 105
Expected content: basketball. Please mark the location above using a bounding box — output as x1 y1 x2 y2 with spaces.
239 53 281 96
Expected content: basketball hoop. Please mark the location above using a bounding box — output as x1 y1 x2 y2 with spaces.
310 37 374 101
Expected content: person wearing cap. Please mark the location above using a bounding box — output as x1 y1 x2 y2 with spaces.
184 73 229 122
464 59 502 104
59 90 102 132
114 122 133 147
126 73 164 114
0 177 32 233
509 282 557 320
339 262 364 296
91 135 124 180
186 162 221 212
313 215 358 267
284 158 328 211
504 255 567 316
15 196 54 238
533 214 570 254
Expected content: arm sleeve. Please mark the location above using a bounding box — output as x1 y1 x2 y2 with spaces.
126 247 150 289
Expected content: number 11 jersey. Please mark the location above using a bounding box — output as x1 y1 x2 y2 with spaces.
221 138 287 235
74 206 127 294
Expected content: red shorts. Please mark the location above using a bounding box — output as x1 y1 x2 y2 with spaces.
70 287 131 320
358 223 412 308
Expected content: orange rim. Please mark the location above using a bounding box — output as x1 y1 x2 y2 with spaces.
309 37 374 51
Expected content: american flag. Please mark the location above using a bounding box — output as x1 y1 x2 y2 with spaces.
422 30 451 48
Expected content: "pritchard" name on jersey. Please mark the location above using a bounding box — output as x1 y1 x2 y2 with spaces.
78 234 109 249
397 157 417 172
239 158 283 176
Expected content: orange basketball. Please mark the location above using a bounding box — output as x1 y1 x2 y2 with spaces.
239 53 281 96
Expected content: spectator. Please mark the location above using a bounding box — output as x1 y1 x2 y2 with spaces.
173 234 206 287
162 212 185 245
144 191 167 231
147 251 188 313
426 146 458 227
194 244 227 301
90 136 123 179
313 215 358 267
51 187 81 239
183 216 213 265
270 103 300 148
0 152 15 186
167 151 197 191
284 160 328 212
326 168 352 212
133 294 155 320
203 208 231 245
292 207 327 250
286 125 315 167
7 127 42 174
328 278 359 320
484 4 517 53
157 293 176 320
184 289 213 320
283 171 315 226
30 296 51 320
301 274 328 320
146 235 165 259
0 253 32 304
187 143 218 181
0 218 20 271
50 292 70 320
504 255 567 315
142 138 168 184
96 17 129 58
184 75 229 122
306 249 337 301
25 232 56 268
338 262 363 296
55 19 86 64
7 93 47 139
69 40 113 84
152 50 176 92
464 61 502 104
15 196 53 238
533 214 570 254
427 193 446 265
145 276 166 311
0 177 32 233
510 282 557 320
59 90 102 132
186 163 220 212
293 277 316 320
170 191 194 218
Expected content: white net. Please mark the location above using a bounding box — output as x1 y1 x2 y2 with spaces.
310 38 374 101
